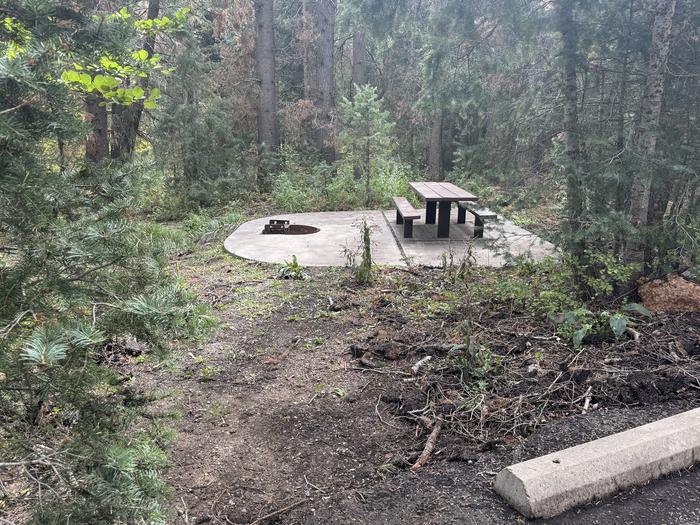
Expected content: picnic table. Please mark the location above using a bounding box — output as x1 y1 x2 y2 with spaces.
409 181 478 238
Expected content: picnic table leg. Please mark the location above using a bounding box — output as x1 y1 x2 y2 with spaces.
473 215 485 238
437 201 451 238
425 201 437 224
457 205 466 224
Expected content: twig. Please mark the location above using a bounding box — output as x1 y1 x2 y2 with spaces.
0 457 55 467
0 310 36 339
411 356 432 375
248 498 306 524
307 391 321 405
539 371 564 399
375 395 400 429
350 367 410 376
304 475 326 493
0 99 32 115
625 326 641 341
581 386 593 413
180 495 189 524
411 419 443 471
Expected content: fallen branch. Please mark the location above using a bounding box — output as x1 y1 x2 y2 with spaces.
411 355 432 375
249 498 306 524
411 419 443 471
350 366 411 376
581 386 593 413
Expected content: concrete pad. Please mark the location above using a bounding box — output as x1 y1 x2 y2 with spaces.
223 210 556 267
223 211 405 267
385 208 556 267
494 407 700 519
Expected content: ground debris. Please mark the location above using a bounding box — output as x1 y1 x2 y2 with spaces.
639 274 700 313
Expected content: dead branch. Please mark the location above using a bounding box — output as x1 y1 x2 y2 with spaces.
248 498 306 525
411 419 443 471
411 355 432 374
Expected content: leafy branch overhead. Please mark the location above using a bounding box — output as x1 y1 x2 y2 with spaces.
57 8 188 107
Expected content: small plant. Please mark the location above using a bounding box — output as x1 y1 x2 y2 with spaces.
277 255 309 280
190 353 205 364
341 242 358 268
574 250 639 298
200 365 223 381
333 387 346 397
556 308 636 349
356 220 373 285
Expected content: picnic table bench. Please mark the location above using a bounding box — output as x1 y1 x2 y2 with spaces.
392 196 421 238
457 202 498 238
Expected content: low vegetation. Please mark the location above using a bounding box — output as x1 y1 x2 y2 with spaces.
2 0 698 522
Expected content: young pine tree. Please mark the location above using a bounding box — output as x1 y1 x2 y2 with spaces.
338 85 396 207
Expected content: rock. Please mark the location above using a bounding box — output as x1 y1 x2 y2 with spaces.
639 274 700 313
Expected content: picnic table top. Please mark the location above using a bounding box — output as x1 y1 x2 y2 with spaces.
409 181 478 202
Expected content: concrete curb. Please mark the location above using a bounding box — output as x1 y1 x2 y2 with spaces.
494 407 700 518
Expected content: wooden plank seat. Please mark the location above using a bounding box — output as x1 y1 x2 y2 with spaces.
457 202 498 238
392 196 421 238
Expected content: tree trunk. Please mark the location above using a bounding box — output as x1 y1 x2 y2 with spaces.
428 109 443 181
302 0 336 163
85 93 109 162
110 0 160 160
254 0 279 150
616 0 634 155
611 0 636 252
352 29 367 180
556 0 585 254
626 0 676 263
442 111 455 173
351 30 367 97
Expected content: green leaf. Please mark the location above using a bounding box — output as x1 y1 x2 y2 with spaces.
149 87 160 99
131 86 145 99
622 303 652 318
132 49 148 61
609 314 628 339
143 100 157 109
66 326 106 348
61 70 80 82
21 328 67 366
572 326 589 349
93 74 119 92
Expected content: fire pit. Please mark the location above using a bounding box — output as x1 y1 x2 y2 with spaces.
262 219 320 235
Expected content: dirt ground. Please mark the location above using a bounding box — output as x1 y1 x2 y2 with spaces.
130 245 700 525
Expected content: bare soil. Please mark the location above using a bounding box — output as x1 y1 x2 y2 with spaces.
128 246 700 525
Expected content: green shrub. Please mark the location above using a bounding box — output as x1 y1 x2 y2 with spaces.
277 255 309 280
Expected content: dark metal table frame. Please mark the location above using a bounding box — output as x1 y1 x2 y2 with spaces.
409 182 478 238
